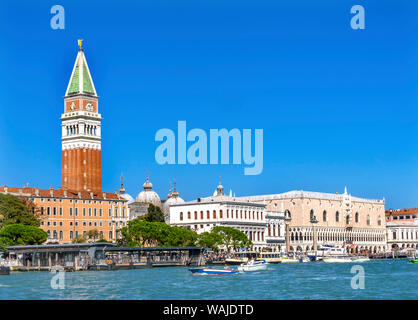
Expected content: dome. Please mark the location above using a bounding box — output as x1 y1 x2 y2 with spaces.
136 175 161 207
143 178 153 190
214 178 224 196
120 192 134 204
162 183 185 214
119 176 134 204
165 195 185 206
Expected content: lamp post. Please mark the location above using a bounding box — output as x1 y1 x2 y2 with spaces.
284 210 291 254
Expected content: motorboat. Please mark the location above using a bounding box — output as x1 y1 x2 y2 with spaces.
298 256 310 263
225 252 252 265
257 252 282 264
323 257 353 263
279 257 299 263
351 256 370 262
238 259 268 272
314 245 347 257
189 267 239 275
224 257 248 265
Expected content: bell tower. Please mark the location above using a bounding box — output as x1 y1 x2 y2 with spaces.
61 40 102 193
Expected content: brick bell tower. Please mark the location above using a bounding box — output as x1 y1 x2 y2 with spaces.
61 40 102 193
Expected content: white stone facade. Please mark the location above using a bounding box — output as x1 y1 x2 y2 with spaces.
239 187 387 253
169 198 269 251
386 220 418 251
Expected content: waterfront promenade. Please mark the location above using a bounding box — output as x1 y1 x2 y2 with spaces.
2 244 206 272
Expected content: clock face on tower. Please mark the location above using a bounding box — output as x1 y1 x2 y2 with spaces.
85 103 93 111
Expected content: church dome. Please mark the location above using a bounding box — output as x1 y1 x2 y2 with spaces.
120 192 134 204
136 176 161 207
213 178 224 196
165 194 185 206
162 183 185 214
119 176 134 204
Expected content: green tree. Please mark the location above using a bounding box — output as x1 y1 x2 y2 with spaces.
139 204 165 222
72 234 87 244
212 226 252 252
0 224 47 251
119 219 198 247
87 229 100 242
197 231 222 251
96 238 111 243
0 194 40 228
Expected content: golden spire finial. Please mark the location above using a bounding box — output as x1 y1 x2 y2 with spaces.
78 39 83 50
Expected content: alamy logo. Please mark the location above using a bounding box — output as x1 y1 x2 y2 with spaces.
350 265 365 289
350 5 365 30
155 121 263 175
50 5 65 30
50 266 65 290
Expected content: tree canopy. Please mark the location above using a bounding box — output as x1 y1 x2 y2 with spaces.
118 219 252 252
137 204 165 222
72 234 87 244
0 224 48 251
196 231 223 251
0 193 40 228
211 226 253 251
119 219 197 247
87 229 100 242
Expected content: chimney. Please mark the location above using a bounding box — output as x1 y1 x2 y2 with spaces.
63 187 68 197
103 193 106 200
90 192 94 199
78 191 82 199
35 187 39 196
4 186 8 194
49 187 54 197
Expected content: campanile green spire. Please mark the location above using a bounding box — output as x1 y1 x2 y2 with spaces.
65 40 97 96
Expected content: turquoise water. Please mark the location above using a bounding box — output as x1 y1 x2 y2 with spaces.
0 259 416 299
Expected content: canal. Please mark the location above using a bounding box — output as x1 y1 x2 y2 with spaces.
0 259 416 299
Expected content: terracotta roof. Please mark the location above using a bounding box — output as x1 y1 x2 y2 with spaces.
0 185 125 201
385 208 418 215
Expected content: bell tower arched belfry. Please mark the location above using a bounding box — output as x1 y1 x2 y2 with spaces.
61 40 102 193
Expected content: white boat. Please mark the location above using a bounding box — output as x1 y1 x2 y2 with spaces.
238 259 268 272
298 256 310 263
350 256 370 262
257 252 282 264
314 245 347 257
323 257 353 263
279 257 299 263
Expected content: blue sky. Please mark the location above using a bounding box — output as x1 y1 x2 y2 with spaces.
0 0 417 208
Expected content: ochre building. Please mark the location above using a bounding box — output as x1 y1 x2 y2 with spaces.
0 186 128 243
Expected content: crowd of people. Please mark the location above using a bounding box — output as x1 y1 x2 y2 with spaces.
204 251 236 263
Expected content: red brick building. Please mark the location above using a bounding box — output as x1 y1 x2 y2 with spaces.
61 40 102 193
